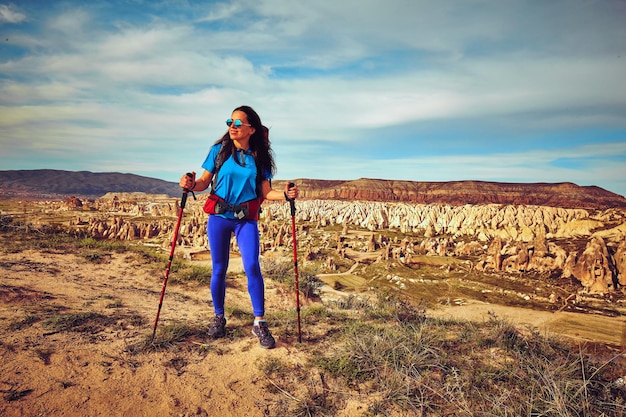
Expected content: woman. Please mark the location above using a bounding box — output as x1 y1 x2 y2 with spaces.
179 105 298 349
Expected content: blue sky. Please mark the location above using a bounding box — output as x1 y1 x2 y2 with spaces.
1 0 625 196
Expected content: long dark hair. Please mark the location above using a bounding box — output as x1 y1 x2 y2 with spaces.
214 105 276 193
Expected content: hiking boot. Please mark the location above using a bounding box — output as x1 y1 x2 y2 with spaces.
252 321 276 349
207 315 226 338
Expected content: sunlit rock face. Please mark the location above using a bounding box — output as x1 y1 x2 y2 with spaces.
571 237 617 294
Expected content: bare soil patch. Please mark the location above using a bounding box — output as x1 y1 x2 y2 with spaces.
0 248 308 417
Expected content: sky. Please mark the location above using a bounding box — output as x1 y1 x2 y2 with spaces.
1 0 625 197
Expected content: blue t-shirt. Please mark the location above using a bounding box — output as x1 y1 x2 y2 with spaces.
201 144 272 210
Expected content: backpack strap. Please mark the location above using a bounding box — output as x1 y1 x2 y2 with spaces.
209 148 226 194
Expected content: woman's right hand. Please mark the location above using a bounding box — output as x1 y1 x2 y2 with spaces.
179 172 196 190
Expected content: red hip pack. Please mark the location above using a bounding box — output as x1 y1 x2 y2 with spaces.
203 193 261 220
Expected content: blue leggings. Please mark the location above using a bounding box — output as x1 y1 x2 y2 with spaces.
207 215 265 317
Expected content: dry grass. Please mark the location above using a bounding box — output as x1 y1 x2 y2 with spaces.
295 299 626 416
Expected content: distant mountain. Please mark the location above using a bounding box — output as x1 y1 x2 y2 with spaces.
1 170 625 209
0 169 182 198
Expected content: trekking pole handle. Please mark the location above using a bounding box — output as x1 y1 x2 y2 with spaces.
181 172 195 209
287 182 296 216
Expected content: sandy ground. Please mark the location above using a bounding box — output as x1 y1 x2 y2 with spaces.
0 249 310 417
1 248 624 416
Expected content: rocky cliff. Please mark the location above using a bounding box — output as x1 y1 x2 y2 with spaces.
273 179 626 209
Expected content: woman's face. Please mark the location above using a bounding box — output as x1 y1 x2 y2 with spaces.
229 110 255 143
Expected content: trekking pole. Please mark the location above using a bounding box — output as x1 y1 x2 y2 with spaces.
286 182 302 343
151 173 195 342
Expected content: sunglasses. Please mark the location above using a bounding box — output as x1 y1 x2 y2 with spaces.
226 118 252 128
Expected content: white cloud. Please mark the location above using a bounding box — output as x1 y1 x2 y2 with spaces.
0 4 26 25
45 8 91 35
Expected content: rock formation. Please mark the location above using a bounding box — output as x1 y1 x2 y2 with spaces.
27 195 626 294
571 237 618 293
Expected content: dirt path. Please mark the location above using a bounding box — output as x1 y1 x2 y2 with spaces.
429 300 626 347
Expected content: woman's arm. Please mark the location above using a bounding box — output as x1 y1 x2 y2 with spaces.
261 180 298 201
179 170 214 192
